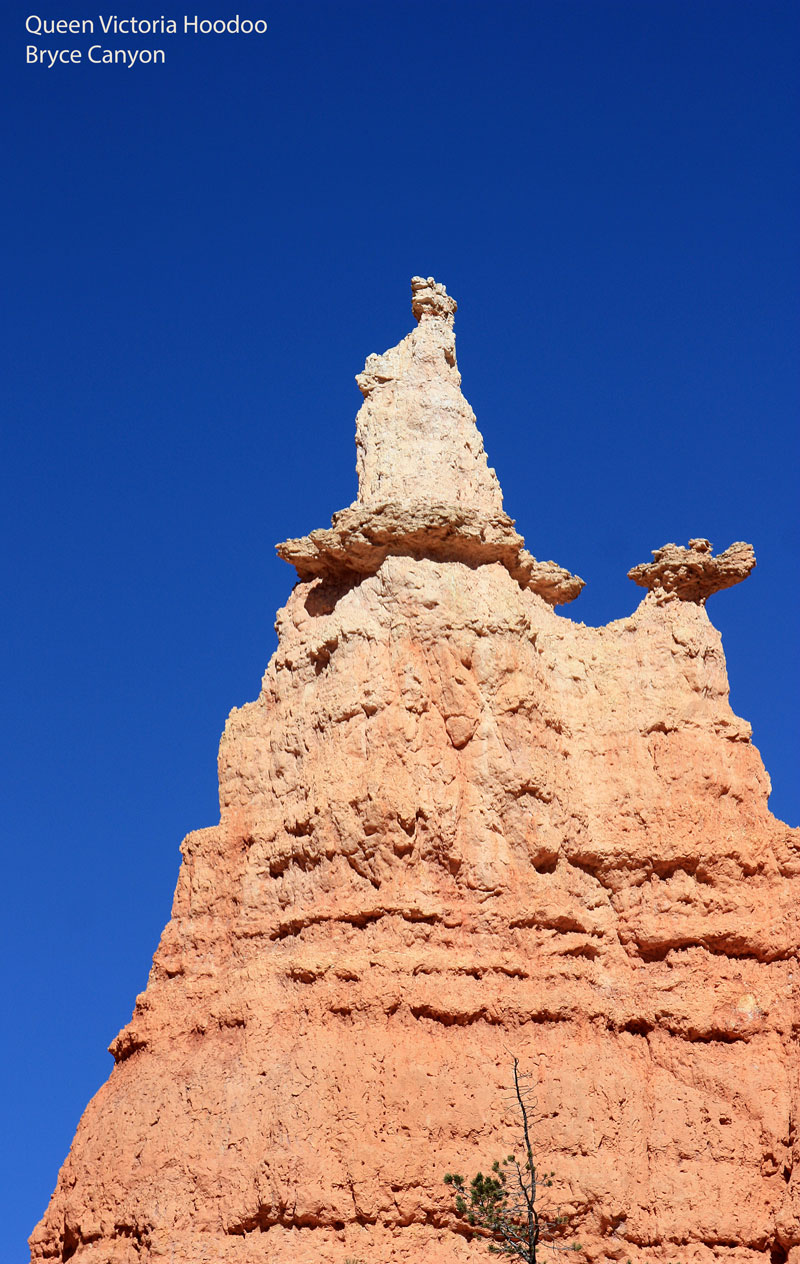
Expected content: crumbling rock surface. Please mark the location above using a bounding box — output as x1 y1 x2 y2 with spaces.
31 281 798 1264
628 538 757 605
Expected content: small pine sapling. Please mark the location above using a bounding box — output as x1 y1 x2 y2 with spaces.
444 1057 581 1262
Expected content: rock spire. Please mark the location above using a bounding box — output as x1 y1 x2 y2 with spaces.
277 276 585 606
31 280 797 1264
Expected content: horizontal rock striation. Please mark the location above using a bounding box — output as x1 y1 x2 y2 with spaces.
277 500 584 605
31 280 798 1264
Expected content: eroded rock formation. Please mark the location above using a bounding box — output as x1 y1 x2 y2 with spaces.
628 538 757 605
277 277 584 606
31 279 798 1264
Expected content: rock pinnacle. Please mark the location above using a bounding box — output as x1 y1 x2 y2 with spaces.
277 277 585 605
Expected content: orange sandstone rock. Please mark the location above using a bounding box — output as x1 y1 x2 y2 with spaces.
31 280 798 1264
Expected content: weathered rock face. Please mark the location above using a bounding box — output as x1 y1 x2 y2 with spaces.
32 280 798 1264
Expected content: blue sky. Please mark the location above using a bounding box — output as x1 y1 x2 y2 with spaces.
3 0 798 1251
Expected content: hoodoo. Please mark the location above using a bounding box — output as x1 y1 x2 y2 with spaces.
32 279 798 1264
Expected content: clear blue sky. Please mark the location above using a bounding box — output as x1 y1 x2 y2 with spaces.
3 0 798 1251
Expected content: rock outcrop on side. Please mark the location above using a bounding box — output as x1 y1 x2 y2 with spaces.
31 280 798 1264
628 538 757 605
